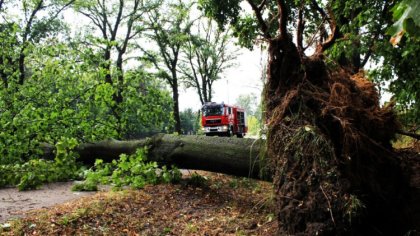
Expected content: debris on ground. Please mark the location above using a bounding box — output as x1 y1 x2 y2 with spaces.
0 171 276 235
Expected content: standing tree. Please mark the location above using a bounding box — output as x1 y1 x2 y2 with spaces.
0 0 78 163
142 0 194 133
234 93 258 116
199 0 416 234
75 0 158 134
179 108 199 134
0 0 75 86
180 19 237 105
235 93 262 136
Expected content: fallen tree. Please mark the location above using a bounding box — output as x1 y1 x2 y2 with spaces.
42 134 268 180
40 134 419 232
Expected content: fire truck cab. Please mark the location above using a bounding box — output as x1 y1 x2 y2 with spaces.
201 102 247 138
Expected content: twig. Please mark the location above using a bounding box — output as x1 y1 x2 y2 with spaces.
320 185 336 226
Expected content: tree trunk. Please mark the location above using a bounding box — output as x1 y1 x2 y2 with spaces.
0 56 8 88
103 48 112 84
171 79 182 134
42 134 267 180
18 53 25 85
116 53 124 106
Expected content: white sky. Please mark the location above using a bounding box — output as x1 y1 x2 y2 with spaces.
179 48 265 111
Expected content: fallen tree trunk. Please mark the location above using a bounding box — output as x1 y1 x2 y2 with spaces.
42 134 268 180
40 134 419 229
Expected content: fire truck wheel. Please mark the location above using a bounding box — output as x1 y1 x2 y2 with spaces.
226 128 233 137
236 133 244 138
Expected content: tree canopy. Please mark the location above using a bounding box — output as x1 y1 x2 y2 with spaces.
0 0 173 166
180 19 237 105
0 0 240 190
199 0 419 125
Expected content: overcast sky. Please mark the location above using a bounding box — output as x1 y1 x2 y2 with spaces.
179 47 265 111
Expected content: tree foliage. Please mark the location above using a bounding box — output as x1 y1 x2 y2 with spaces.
74 0 161 133
234 93 262 137
73 148 182 191
198 0 419 126
179 108 200 134
142 0 194 133
0 0 75 85
0 0 174 190
234 93 258 116
0 137 80 191
180 19 237 105
388 0 420 45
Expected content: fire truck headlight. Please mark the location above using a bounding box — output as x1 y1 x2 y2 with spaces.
222 125 228 131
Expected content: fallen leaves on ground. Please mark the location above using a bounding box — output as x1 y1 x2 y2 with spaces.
1 171 277 235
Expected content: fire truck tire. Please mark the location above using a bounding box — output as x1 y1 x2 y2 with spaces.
226 127 233 137
236 133 244 138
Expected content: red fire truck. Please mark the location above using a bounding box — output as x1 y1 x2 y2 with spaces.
201 102 247 138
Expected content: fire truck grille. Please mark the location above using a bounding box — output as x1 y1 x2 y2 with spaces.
206 119 221 125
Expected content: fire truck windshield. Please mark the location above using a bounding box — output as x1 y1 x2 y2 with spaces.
202 106 224 116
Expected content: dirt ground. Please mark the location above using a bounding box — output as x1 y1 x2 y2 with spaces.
0 171 276 235
0 170 212 223
0 182 100 223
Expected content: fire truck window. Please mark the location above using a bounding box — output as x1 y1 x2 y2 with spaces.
203 106 223 116
227 107 231 114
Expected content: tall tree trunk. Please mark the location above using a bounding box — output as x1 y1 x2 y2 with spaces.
202 77 208 103
207 81 212 103
104 48 112 84
0 56 8 88
116 54 124 105
18 0 44 85
114 53 125 134
102 46 123 135
18 53 25 85
171 75 181 134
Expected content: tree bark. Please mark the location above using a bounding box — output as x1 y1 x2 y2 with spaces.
42 134 267 180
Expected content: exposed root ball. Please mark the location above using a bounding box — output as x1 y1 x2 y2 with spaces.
265 46 410 235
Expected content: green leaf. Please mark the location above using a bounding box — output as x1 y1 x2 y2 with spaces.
388 0 420 45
